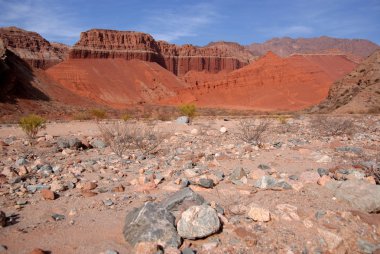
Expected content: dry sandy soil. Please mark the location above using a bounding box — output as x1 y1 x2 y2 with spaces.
0 115 379 254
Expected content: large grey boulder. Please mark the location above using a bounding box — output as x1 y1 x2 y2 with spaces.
325 180 380 213
177 205 221 239
123 202 181 248
160 187 205 212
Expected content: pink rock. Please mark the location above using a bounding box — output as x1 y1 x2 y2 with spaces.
299 171 320 184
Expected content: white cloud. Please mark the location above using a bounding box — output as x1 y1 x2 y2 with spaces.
0 0 82 43
138 3 218 43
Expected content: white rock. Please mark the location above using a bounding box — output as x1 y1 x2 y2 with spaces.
220 127 227 133
247 203 271 222
190 129 199 135
316 155 332 163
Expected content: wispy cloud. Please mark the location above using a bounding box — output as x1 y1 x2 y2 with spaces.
138 3 219 43
0 0 82 44
282 25 313 35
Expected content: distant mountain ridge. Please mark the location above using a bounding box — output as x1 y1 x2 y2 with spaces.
246 36 379 60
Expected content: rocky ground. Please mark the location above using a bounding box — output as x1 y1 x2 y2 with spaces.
0 115 379 254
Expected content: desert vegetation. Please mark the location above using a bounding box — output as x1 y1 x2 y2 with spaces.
19 114 46 140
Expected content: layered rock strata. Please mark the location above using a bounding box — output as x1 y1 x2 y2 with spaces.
0 27 69 69
69 29 252 75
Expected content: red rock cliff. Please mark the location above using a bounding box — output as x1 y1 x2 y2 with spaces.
0 27 69 69
70 29 252 75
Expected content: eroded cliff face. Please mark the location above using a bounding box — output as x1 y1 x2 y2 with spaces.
0 27 69 69
69 29 252 75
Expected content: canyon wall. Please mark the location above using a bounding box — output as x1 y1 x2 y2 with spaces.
69 29 252 75
0 27 69 69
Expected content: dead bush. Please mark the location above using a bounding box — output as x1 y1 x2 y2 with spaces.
98 121 169 158
98 121 134 158
235 119 270 146
311 116 355 137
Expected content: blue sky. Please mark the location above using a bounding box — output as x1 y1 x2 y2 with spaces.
0 0 379 46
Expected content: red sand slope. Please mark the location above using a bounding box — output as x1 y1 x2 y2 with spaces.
161 52 357 111
46 59 188 108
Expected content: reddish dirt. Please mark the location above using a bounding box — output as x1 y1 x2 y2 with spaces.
161 52 357 111
46 58 188 108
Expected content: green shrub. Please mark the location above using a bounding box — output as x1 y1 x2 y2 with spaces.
90 109 107 119
19 114 46 139
179 104 196 118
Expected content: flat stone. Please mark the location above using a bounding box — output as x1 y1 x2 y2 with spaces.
229 167 247 181
316 155 332 163
91 139 107 149
249 169 266 180
52 214 65 221
257 164 270 170
27 184 49 193
325 180 380 213
177 205 220 239
317 228 343 252
317 168 329 176
299 171 320 184
83 182 97 191
247 204 271 222
254 176 277 189
198 178 214 188
275 204 300 221
123 202 181 248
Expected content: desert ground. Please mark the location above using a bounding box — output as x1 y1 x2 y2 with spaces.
0 115 379 254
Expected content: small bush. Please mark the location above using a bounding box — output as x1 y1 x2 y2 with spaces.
73 111 91 121
90 109 107 120
98 121 134 158
98 121 169 158
311 116 355 137
121 113 130 121
179 104 196 118
275 115 289 124
235 119 270 146
19 114 46 140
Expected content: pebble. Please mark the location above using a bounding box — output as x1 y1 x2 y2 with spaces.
82 182 97 191
51 214 65 221
220 127 227 133
41 189 56 200
198 178 214 188
103 199 114 206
